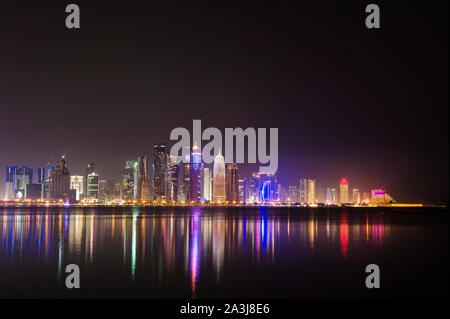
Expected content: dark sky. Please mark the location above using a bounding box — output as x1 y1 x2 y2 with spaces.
0 1 448 204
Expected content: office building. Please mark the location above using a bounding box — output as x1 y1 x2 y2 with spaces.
340 178 349 204
213 153 226 203
70 175 84 201
225 163 239 203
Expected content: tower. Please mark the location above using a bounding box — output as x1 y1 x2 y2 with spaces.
340 178 349 204
226 163 239 203
190 142 202 203
213 153 226 204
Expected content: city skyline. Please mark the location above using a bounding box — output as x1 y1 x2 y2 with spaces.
0 2 448 205
1 145 407 206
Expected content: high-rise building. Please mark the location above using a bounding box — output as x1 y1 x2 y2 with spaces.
238 178 246 203
87 173 99 199
201 167 212 202
70 175 84 201
37 167 46 184
190 143 202 203
213 153 226 203
43 163 57 200
307 179 316 204
326 188 332 204
122 160 136 201
259 173 278 203
225 163 239 203
84 163 95 197
153 143 167 200
136 155 151 201
49 159 70 201
288 185 298 203
4 166 15 200
339 178 349 204
14 167 33 200
299 178 308 203
352 188 361 204
330 188 337 204
99 179 115 201
249 172 261 203
167 155 179 202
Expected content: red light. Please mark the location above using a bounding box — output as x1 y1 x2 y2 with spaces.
340 178 348 185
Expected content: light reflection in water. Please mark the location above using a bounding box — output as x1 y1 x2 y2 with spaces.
0 208 390 296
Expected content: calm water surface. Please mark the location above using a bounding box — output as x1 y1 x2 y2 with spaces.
0 207 448 298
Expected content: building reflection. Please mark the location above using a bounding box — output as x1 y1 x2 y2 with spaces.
0 208 389 296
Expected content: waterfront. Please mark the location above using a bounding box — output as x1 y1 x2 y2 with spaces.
0 207 448 299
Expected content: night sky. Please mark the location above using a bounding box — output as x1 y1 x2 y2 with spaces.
0 1 448 204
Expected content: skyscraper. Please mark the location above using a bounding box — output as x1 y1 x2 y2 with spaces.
167 155 179 202
70 175 84 201
201 167 212 202
238 178 246 203
288 185 298 203
190 143 202 203
307 179 316 204
4 166 15 200
352 188 361 204
49 159 70 201
249 172 261 203
37 167 46 184
87 173 99 199
340 178 349 204
137 155 151 201
122 160 136 201
331 188 337 204
84 163 95 197
14 167 33 200
153 143 167 200
326 188 332 204
213 153 226 204
225 163 239 203
299 178 308 203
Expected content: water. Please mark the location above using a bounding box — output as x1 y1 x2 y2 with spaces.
0 207 448 299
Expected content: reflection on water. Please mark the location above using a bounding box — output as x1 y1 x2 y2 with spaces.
0 207 397 298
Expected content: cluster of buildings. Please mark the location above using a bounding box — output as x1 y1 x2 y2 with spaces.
3 143 394 206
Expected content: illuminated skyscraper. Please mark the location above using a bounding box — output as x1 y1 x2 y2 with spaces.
331 188 337 204
238 178 246 203
37 167 46 184
153 143 167 200
84 163 95 197
14 167 33 200
249 172 261 203
49 159 70 201
326 188 332 204
225 163 239 203
259 174 278 203
307 179 316 204
201 167 212 202
339 178 349 204
288 185 298 203
213 153 226 203
122 160 136 201
190 143 202 203
299 178 308 203
137 155 151 201
87 173 99 199
352 188 361 204
167 155 179 202
4 166 15 200
70 175 84 201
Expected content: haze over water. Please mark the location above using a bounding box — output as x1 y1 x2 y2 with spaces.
0 207 448 298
